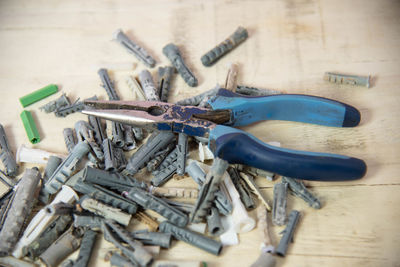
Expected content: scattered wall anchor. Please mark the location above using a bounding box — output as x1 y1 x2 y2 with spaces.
158 66 174 102
163 43 198 87
68 229 97 267
151 147 179 186
105 251 135 267
282 177 321 209
224 62 239 91
240 172 271 211
126 75 147 101
324 72 371 88
176 133 188 176
150 186 199 199
138 69 160 101
276 210 301 257
63 128 77 153
0 124 18 176
272 182 288 226
12 185 78 258
0 168 41 256
16 144 66 165
102 219 153 267
125 131 176 176
113 29 156 68
98 68 119 100
25 215 72 258
159 221 223 256
41 141 90 200
206 206 224 236
228 167 256 210
190 158 229 223
80 196 132 226
176 86 220 106
124 187 188 227
39 93 70 113
186 160 232 215
201 26 248 67
39 227 83 267
55 96 97 117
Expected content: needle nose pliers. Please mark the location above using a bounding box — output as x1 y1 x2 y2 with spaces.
83 88 367 181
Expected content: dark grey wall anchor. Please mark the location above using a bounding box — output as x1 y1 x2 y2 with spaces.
125 131 176 176
102 220 153 267
25 215 72 260
123 125 137 151
186 161 232 215
39 227 83 267
102 138 118 172
0 124 18 177
75 120 104 163
88 115 106 147
282 177 321 209
138 70 160 101
206 206 224 236
73 215 103 230
201 26 248 67
190 158 229 223
147 142 176 172
71 179 138 214
151 147 178 187
228 167 255 210
82 166 147 193
163 43 198 87
105 251 136 267
124 187 188 227
39 93 70 113
276 210 300 257
272 182 288 226
111 121 125 148
63 128 77 153
43 155 63 183
130 230 172 249
159 221 223 256
98 68 119 100
113 29 156 68
158 66 174 102
176 133 188 176
68 229 97 267
55 96 97 117
176 86 220 106
0 168 41 256
42 141 90 198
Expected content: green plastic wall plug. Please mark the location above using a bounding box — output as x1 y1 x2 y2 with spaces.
20 110 40 144
19 84 58 107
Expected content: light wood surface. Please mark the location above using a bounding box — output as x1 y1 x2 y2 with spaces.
0 0 399 266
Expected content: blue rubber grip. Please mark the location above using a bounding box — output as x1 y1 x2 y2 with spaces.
209 125 367 181
208 89 360 127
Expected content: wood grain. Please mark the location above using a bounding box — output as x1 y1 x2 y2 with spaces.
0 0 399 266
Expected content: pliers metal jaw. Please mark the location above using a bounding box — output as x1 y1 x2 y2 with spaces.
83 89 366 182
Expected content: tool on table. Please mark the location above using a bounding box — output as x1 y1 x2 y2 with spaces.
83 88 367 181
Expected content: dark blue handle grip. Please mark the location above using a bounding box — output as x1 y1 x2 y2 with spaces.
208 89 361 127
209 125 366 181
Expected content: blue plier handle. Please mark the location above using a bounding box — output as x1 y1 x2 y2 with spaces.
207 89 366 181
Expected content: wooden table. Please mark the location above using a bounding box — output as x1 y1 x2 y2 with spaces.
0 0 399 266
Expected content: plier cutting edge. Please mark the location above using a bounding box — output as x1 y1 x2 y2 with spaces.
83 88 367 181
